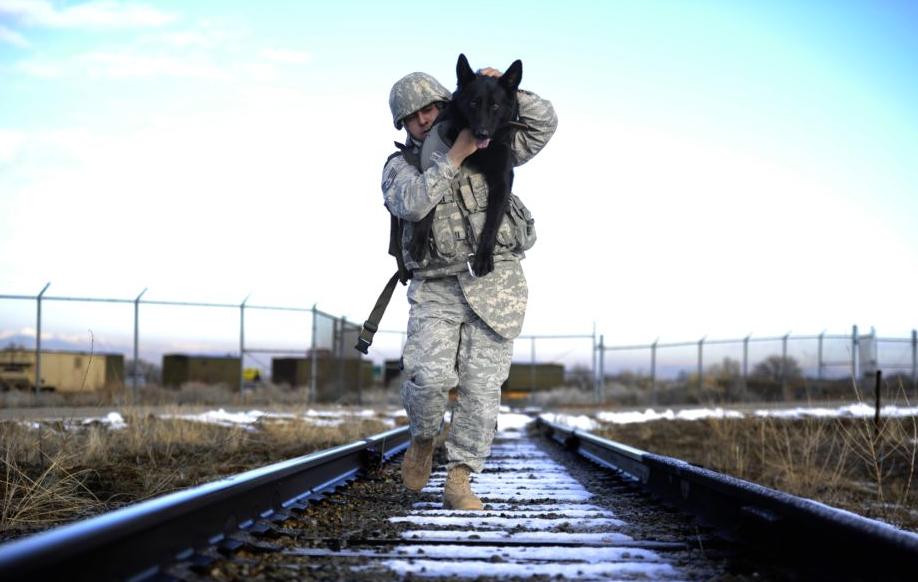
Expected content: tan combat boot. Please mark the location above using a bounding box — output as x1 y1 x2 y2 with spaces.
443 465 483 510
401 438 434 491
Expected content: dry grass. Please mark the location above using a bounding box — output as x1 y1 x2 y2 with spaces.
1 449 103 532
593 389 918 532
0 382 406 411
0 410 391 541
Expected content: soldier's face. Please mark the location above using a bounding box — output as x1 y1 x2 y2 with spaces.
404 103 440 141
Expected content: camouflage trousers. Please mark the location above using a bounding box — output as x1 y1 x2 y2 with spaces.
401 275 514 473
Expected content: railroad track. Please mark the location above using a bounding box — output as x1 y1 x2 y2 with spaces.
1 416 916 580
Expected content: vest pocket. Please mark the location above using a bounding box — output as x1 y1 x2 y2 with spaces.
431 215 458 258
507 194 537 251
468 212 516 249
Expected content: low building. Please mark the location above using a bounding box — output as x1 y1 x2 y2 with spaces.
383 359 403 387
272 356 373 402
502 363 565 400
0 348 124 392
162 354 240 388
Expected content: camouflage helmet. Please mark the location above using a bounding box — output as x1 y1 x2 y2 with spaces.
389 72 451 130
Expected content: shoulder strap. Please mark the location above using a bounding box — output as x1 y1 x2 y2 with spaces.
385 143 419 284
355 271 401 354
357 145 424 354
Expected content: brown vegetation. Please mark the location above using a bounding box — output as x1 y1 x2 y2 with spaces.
1 381 405 409
593 404 918 532
0 411 392 541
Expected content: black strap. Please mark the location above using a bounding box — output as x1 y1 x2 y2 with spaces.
389 214 411 284
355 271 402 354
356 145 421 354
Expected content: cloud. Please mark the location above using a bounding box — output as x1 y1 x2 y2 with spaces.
0 0 175 29
15 50 227 80
0 129 26 162
78 50 226 79
0 23 29 47
260 48 312 65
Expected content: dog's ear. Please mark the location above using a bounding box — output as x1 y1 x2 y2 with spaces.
456 54 476 88
499 60 522 92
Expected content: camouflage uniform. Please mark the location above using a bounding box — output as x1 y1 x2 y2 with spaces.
383 86 557 473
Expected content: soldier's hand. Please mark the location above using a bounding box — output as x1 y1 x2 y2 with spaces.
448 128 480 167
477 67 501 78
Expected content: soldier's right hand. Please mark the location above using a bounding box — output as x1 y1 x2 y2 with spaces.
448 128 480 168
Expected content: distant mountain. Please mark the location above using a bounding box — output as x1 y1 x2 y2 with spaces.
1 334 92 352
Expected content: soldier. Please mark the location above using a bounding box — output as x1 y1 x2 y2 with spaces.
383 67 557 509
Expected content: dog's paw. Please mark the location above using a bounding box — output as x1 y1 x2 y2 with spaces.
472 253 494 277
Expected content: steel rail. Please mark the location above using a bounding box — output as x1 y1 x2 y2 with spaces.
536 417 918 579
0 425 410 581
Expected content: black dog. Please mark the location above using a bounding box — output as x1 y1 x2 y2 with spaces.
408 54 522 277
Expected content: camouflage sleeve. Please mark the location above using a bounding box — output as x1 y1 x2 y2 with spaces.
511 90 558 167
382 152 459 222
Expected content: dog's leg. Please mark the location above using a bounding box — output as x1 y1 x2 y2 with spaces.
471 146 513 277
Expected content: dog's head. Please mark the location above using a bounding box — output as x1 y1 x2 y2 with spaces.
452 53 522 148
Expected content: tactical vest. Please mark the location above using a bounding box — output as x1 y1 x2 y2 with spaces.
359 130 536 354
394 124 537 280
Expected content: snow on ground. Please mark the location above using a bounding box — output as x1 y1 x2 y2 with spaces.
14 407 404 432
535 402 918 430
17 402 917 434
158 407 406 429
536 412 598 431
754 402 918 419
496 411 532 431
595 408 743 425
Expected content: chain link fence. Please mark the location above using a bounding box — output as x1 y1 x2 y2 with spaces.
3 286 914 407
0 286 377 403
597 326 918 406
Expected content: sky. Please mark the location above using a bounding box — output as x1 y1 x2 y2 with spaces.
1 0 916 365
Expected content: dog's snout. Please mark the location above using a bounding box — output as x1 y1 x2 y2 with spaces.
474 129 490 139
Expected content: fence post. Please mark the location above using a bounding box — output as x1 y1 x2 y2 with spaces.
592 322 597 398
598 334 605 404
697 336 705 391
356 340 363 406
742 334 750 398
817 330 825 382
650 339 657 404
34 282 50 394
783 332 793 400
239 295 249 396
310 304 318 403
337 316 346 398
910 329 917 393
852 324 859 383
132 288 147 396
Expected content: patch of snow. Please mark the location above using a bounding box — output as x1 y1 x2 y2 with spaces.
162 408 267 428
81 411 127 430
497 412 532 431
399 530 633 544
411 502 609 512
389 515 624 529
409 508 616 517
537 412 597 431
388 544 662 563
380 558 676 579
596 407 743 425
593 403 918 426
